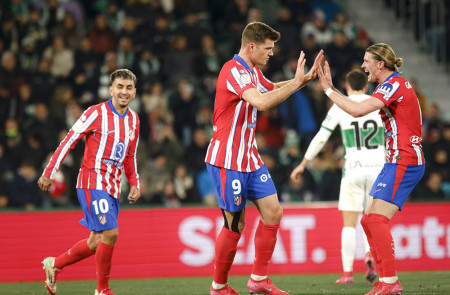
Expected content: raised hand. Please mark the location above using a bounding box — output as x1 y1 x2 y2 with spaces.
317 58 334 92
294 51 307 87
305 49 324 82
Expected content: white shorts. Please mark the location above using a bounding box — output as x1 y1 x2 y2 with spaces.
338 173 378 212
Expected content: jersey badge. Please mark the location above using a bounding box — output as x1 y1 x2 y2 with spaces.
114 142 125 160
129 128 136 141
240 73 251 85
409 135 421 144
375 81 400 100
98 214 107 225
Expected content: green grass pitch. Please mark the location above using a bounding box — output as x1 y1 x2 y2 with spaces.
2 272 449 294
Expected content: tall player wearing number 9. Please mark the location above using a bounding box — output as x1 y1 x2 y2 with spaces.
205 22 323 295
38 69 141 295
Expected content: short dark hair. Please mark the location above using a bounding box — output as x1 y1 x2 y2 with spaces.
242 22 280 46
345 69 367 91
110 69 137 86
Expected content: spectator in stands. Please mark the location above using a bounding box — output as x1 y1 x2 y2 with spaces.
135 49 161 88
273 7 300 57
8 159 41 210
148 14 175 59
51 13 84 51
71 37 101 99
97 51 118 101
116 36 136 70
23 102 58 154
169 79 199 146
19 37 40 73
301 8 333 47
185 128 210 175
13 83 35 125
42 35 75 80
176 12 208 50
139 151 172 204
0 51 26 128
88 14 116 55
412 171 446 201
104 1 125 34
330 11 358 41
20 8 48 53
173 162 197 203
325 30 358 88
162 34 197 86
118 15 146 52
28 58 56 103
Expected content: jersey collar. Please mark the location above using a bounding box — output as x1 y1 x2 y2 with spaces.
107 99 128 117
233 54 254 74
383 72 399 84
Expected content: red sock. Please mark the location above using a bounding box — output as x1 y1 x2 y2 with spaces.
96 241 114 292
54 239 94 270
213 227 241 284
361 214 381 275
366 213 396 277
252 220 279 276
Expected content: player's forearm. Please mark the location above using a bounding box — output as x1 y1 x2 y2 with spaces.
257 80 301 111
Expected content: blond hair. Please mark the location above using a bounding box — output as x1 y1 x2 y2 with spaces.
366 43 403 72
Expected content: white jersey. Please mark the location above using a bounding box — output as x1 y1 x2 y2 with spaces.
305 94 385 175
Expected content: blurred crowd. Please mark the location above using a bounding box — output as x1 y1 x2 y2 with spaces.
0 0 449 211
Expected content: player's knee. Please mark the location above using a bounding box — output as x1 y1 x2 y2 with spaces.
263 206 283 225
101 228 119 245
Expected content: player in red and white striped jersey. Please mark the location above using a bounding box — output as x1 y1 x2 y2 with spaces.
206 22 323 295
317 43 425 295
38 69 140 295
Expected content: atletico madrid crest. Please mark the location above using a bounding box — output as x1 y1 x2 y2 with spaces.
234 195 242 206
98 214 107 225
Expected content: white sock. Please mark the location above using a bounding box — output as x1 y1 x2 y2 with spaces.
251 274 267 281
212 281 227 290
383 276 398 284
341 227 356 272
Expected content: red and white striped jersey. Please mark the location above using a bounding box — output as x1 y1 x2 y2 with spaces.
372 72 425 165
43 100 140 199
205 54 274 172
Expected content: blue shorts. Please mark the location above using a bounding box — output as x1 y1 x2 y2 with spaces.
77 189 119 231
369 163 425 210
206 164 277 212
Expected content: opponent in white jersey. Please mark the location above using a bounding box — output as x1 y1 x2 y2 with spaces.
291 69 385 285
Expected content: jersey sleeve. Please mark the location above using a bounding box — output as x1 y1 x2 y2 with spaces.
124 111 140 189
303 106 337 160
372 80 402 107
42 106 99 179
321 104 341 131
255 67 274 92
226 65 256 99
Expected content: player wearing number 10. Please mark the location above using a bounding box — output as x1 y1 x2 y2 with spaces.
291 69 384 285
37 69 141 295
